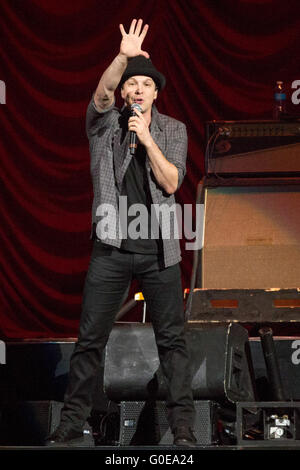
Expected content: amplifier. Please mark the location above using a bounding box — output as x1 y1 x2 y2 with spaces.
205 120 300 176
198 183 300 289
118 400 219 446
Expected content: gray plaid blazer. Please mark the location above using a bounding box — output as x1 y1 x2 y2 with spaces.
86 99 187 268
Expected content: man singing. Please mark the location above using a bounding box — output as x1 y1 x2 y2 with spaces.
46 18 196 447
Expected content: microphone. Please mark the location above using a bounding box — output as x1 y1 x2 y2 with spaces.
129 103 142 155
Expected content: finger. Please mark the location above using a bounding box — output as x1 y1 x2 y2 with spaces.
129 19 137 35
135 18 143 36
128 117 141 126
131 110 143 120
139 24 149 41
140 50 150 59
128 116 139 124
119 24 126 37
128 123 138 131
134 109 143 117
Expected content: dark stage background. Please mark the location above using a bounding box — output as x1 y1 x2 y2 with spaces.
0 0 299 338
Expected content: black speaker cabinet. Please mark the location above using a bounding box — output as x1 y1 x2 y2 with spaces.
118 400 219 446
104 322 255 405
0 400 94 446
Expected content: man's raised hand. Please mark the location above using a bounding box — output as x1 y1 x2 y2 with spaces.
119 19 149 59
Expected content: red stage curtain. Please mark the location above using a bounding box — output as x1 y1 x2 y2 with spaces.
0 0 299 338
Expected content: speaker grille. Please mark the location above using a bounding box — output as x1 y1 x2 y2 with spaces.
119 400 219 446
201 185 300 289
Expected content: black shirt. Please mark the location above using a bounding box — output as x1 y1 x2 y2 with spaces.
120 144 162 254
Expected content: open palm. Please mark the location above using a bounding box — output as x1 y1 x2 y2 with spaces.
119 19 149 59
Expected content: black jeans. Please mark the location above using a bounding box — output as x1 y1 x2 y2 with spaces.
60 241 195 431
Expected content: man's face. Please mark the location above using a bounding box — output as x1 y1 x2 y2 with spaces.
121 76 158 116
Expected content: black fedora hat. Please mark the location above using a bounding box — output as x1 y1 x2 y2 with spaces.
119 55 166 91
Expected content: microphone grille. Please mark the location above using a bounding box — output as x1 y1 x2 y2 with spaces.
131 103 142 113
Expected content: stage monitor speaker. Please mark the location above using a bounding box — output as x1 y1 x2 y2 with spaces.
118 400 219 446
0 400 94 446
104 322 255 405
198 184 300 289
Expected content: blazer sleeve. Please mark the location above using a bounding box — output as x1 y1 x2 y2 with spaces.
85 95 117 140
164 120 187 191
